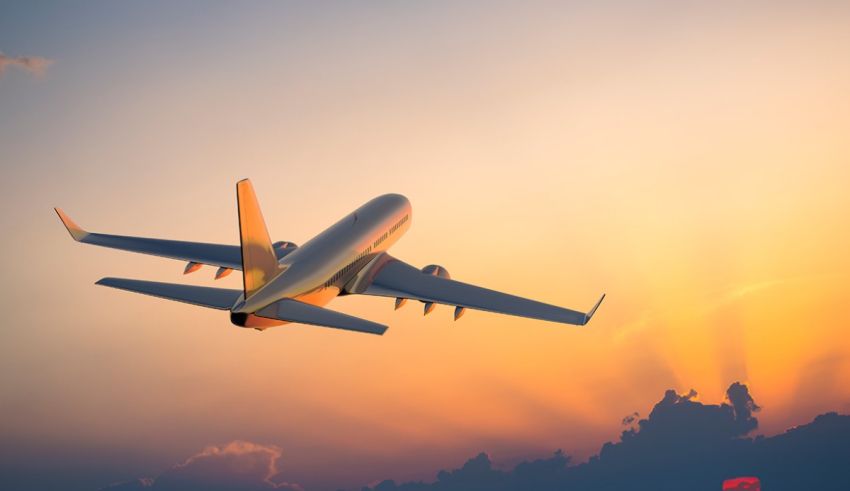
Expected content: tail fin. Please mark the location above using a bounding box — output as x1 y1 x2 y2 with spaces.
236 179 281 297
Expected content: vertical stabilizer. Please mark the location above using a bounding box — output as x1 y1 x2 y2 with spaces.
236 179 281 297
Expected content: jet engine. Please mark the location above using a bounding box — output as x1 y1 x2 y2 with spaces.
420 265 450 316
273 241 298 260
421 264 450 279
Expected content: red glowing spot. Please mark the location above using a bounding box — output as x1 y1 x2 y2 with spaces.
723 476 761 490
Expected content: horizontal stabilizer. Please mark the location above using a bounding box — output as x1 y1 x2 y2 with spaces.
257 299 387 335
96 277 242 310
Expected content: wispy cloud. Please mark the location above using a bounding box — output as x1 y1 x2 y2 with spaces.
0 51 53 78
614 273 843 341
101 441 302 491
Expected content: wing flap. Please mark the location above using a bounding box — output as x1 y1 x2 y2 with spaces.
55 208 243 270
96 277 242 310
256 299 387 335
361 257 602 326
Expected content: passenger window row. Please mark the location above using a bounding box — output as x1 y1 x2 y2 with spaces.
326 214 408 288
326 245 373 287
376 214 408 249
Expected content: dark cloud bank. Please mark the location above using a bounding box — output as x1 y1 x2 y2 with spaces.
79 382 849 490
362 382 850 491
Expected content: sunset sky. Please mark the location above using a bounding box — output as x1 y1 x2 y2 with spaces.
2 2 849 490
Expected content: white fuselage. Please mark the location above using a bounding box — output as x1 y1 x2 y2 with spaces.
233 194 411 326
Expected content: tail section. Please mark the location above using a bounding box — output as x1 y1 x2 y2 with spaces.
236 179 281 297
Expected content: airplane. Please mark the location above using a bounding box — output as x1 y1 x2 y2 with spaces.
55 179 604 335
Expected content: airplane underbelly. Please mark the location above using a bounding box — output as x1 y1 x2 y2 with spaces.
294 286 340 307
230 312 286 330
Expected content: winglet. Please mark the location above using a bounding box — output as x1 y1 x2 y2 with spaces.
583 293 606 325
54 208 89 241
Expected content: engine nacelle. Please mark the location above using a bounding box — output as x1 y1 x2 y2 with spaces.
420 265 450 315
273 241 298 260
421 264 450 279
423 302 436 315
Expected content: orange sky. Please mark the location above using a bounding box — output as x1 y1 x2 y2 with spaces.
1 2 849 490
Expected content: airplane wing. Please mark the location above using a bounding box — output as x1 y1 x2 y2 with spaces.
355 255 604 326
256 299 388 335
55 208 243 270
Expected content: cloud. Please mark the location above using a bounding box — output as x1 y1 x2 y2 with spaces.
101 441 302 491
726 381 760 434
9 383 847 491
362 383 850 491
621 411 639 426
0 51 53 78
